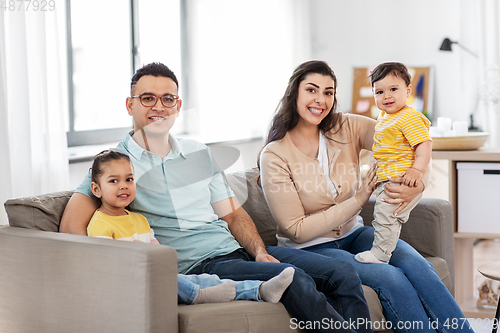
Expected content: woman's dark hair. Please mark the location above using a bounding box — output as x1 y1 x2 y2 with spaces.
264 60 344 146
91 150 132 185
256 60 348 182
130 62 178 92
369 62 411 87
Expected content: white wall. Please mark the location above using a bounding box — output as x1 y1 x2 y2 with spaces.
308 0 469 123
4 1 490 212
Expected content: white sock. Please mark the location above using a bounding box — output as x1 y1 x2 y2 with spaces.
355 251 388 264
258 267 295 303
192 281 236 304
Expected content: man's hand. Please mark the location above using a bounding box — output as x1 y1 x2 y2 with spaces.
255 253 280 263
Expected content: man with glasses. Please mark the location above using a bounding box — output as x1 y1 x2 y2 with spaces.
60 62 372 333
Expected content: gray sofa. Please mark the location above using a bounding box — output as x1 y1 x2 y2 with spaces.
0 169 454 333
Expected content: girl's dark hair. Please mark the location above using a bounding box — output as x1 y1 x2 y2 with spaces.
91 150 132 184
264 60 344 146
369 62 411 87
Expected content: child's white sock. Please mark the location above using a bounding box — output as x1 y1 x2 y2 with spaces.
355 251 388 264
192 281 236 304
258 267 295 303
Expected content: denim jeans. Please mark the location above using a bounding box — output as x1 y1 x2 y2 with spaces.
177 273 261 304
189 247 373 333
304 226 474 333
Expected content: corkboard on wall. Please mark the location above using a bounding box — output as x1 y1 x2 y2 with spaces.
351 66 433 120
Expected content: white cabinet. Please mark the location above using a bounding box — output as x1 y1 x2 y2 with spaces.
457 162 500 233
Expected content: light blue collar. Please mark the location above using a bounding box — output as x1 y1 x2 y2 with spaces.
123 130 185 161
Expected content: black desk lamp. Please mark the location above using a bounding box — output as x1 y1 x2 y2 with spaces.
439 37 481 131
439 37 479 58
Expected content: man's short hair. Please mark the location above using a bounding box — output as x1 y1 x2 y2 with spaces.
130 62 178 92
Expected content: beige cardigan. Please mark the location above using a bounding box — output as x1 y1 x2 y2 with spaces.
260 114 375 243
260 113 429 244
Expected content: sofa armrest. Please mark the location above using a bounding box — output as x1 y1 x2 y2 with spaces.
0 226 178 333
359 197 455 291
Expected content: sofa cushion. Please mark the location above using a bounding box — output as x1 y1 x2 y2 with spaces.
427 256 452 293
225 169 278 246
4 191 73 232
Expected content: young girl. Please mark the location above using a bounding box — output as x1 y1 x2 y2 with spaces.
87 149 294 305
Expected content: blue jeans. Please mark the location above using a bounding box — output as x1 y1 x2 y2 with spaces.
178 273 261 304
304 226 474 333
189 247 373 333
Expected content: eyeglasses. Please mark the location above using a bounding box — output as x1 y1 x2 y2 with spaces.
130 93 180 108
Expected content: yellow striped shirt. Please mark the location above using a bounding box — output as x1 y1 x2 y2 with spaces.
372 107 431 182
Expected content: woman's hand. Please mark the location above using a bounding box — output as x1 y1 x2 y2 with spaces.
355 163 378 207
384 176 424 215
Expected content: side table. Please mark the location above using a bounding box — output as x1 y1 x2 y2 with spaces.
478 262 500 333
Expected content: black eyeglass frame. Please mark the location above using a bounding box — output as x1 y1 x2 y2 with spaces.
130 93 180 108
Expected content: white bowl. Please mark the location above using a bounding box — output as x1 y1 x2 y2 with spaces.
431 132 489 151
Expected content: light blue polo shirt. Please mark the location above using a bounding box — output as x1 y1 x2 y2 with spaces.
76 132 242 273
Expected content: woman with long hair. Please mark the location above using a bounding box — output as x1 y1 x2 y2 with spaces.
259 60 473 333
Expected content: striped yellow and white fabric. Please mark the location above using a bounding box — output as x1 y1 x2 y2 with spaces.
372 107 431 182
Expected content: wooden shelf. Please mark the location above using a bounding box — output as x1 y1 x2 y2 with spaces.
455 232 500 239
432 148 500 161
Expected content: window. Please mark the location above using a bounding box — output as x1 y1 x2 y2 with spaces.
66 0 304 146
66 0 134 146
184 0 301 143
134 0 184 135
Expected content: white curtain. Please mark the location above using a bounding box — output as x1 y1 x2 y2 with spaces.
0 5 70 225
463 0 500 147
479 0 500 147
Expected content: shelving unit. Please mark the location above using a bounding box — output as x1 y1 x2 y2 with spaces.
432 148 500 318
